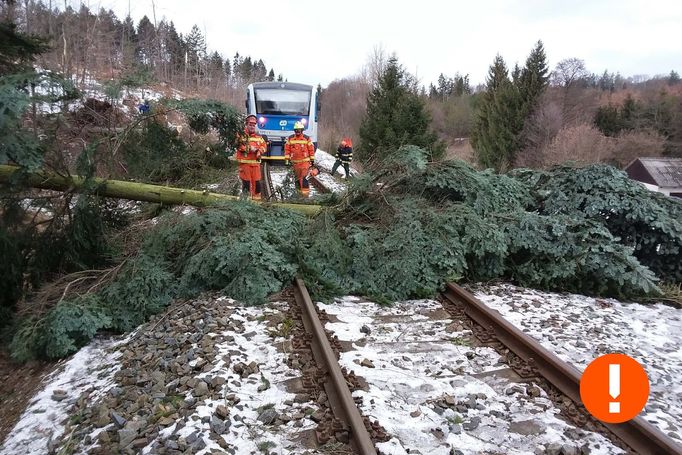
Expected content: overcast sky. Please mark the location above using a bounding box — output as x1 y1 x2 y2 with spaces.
94 0 681 88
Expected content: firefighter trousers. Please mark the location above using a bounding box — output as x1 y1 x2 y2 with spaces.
293 163 310 195
239 164 262 199
331 160 350 177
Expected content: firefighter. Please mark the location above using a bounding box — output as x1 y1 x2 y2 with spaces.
137 99 150 114
331 137 353 178
284 121 315 196
236 114 266 200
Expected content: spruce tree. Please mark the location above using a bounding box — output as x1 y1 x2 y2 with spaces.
472 42 549 172
518 40 549 114
358 56 444 162
472 55 523 171
0 22 48 75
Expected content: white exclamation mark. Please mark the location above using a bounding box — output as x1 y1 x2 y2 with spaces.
609 364 621 413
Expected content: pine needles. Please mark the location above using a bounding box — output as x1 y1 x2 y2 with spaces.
7 146 682 361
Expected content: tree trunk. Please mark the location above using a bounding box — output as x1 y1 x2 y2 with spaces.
0 165 321 216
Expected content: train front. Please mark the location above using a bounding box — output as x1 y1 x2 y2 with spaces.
247 82 318 164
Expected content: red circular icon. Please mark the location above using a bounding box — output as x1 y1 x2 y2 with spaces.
580 353 649 423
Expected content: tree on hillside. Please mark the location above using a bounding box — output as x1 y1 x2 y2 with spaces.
518 41 549 114
185 24 206 88
551 57 590 116
598 70 616 92
514 40 550 165
0 21 48 75
551 58 589 88
136 15 156 66
471 55 523 171
358 56 444 162
318 76 369 151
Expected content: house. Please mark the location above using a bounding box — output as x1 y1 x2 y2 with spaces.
624 157 682 198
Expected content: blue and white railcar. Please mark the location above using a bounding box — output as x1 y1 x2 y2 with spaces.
245 82 319 162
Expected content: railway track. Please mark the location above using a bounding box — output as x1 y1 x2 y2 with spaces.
441 282 682 455
275 275 681 454
261 161 330 202
261 161 276 201
291 279 379 455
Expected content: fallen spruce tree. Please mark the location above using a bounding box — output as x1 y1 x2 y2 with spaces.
8 146 682 360
0 164 322 216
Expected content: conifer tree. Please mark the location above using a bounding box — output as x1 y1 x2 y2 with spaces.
473 42 549 172
471 55 523 171
0 21 48 75
518 40 549 113
358 56 444 162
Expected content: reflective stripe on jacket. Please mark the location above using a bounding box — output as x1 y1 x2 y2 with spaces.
237 132 266 165
336 145 353 163
284 133 314 161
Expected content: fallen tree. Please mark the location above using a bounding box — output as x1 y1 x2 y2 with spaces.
7 149 682 362
0 164 321 216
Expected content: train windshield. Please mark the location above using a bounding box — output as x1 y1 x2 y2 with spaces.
254 88 311 116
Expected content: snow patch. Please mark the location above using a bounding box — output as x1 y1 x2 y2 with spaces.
320 297 623 455
473 284 682 443
0 336 129 455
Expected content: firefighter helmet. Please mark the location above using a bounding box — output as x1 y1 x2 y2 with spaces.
293 121 305 130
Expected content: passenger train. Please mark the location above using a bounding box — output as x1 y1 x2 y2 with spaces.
245 82 320 163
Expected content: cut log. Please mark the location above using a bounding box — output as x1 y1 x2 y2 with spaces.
0 165 321 216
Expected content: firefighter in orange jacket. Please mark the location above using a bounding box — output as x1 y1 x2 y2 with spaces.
236 114 266 200
284 121 315 196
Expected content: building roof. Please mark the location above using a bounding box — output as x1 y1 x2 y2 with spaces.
625 157 682 188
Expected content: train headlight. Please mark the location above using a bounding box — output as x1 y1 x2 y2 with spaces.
258 116 266 125
301 118 307 125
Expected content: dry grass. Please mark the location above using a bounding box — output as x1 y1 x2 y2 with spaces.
444 138 475 164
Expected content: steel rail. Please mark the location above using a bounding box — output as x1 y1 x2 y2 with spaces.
260 161 276 201
293 278 377 455
309 175 330 194
442 282 682 455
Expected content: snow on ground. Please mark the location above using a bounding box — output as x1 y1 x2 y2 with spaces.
0 336 128 455
266 150 352 197
134 300 318 454
32 68 168 115
314 148 357 177
319 297 622 455
1 299 321 454
471 284 682 443
313 148 353 193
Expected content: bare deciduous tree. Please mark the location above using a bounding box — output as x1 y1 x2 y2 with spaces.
361 44 388 88
551 58 589 88
516 94 564 168
543 124 614 167
611 129 666 168
319 76 370 151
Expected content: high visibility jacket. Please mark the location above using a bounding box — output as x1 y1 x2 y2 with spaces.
236 130 266 165
284 133 314 163
336 145 353 164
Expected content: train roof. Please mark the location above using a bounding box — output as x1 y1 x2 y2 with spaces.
250 82 313 91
